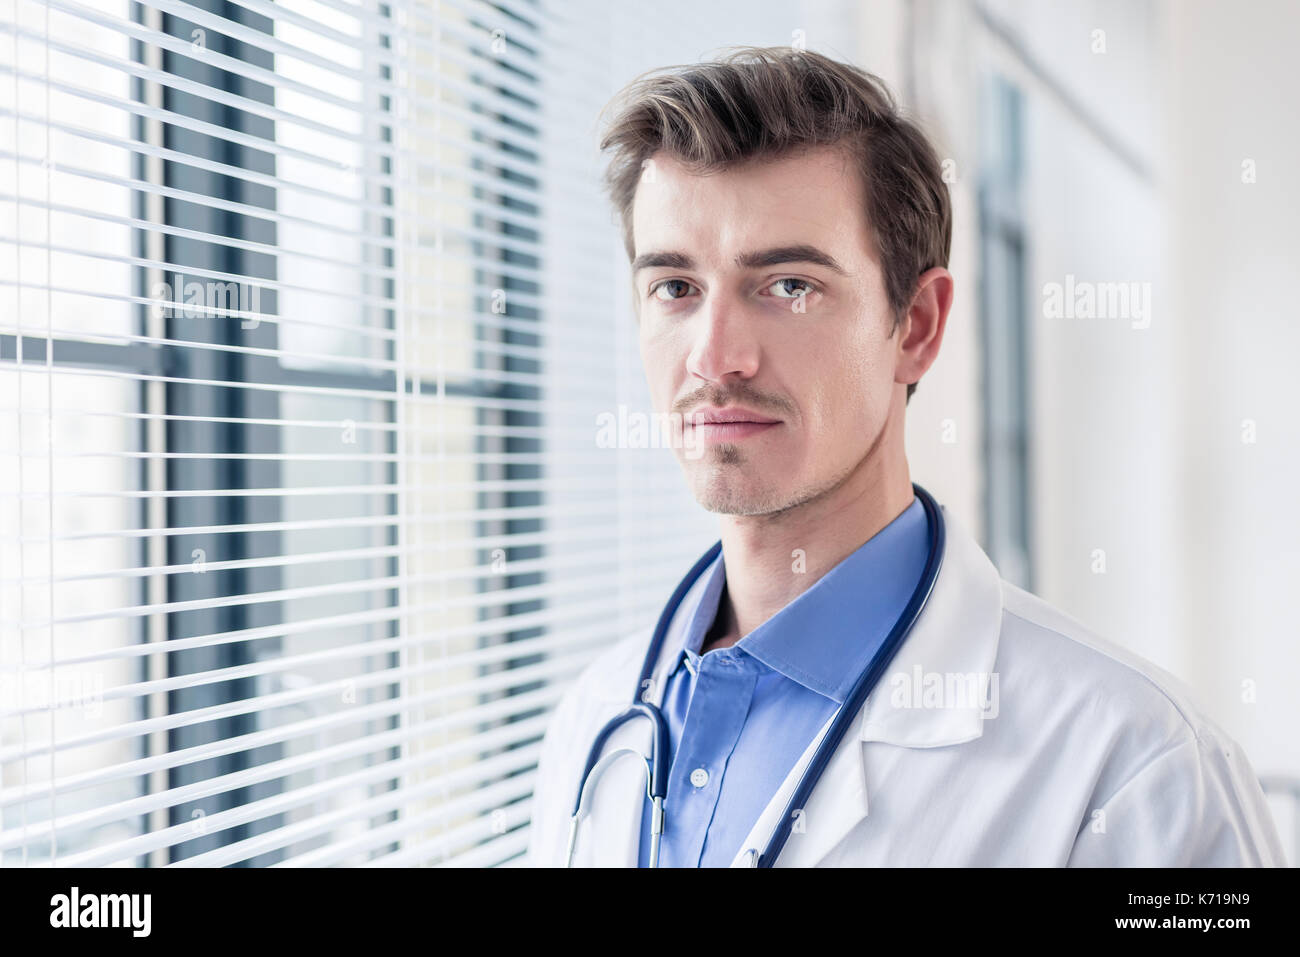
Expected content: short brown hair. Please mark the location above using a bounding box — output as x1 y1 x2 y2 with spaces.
598 46 952 403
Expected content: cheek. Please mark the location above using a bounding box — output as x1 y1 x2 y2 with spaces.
796 325 892 437
639 327 681 403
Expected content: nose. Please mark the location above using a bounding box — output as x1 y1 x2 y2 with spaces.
685 287 760 384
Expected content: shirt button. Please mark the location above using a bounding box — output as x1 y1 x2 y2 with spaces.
689 768 709 788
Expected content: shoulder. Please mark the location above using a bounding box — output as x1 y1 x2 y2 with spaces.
542 626 654 748
566 626 654 707
991 581 1283 864
525 626 655 866
996 580 1213 742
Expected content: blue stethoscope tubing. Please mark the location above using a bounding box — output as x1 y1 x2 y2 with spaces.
565 482 946 868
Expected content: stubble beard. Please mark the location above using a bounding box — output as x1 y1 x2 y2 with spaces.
686 440 871 520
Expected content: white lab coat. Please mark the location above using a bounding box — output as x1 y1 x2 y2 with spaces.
525 505 1286 867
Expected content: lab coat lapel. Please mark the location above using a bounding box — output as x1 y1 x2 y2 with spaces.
727 505 1005 867
855 504 1003 748
727 708 867 867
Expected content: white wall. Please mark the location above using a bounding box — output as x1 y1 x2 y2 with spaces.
1161 0 1300 811
911 0 1300 850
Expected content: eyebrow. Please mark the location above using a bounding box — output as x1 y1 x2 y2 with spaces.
631 244 847 275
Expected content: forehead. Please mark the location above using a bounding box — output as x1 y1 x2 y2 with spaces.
629 144 874 266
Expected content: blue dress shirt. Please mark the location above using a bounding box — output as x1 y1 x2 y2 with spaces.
636 495 932 867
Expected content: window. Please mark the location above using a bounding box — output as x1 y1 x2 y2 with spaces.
976 72 1034 591
1 0 706 867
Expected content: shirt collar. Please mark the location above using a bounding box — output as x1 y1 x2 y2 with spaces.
668 496 933 703
667 547 729 678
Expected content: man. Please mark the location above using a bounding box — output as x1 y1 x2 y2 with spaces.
525 46 1284 866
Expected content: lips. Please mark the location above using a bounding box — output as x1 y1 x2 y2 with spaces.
686 407 781 427
684 406 782 443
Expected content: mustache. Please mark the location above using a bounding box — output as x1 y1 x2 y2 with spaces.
671 386 794 418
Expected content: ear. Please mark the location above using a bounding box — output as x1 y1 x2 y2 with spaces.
895 267 954 391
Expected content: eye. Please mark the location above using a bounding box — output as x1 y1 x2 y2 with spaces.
651 279 697 302
765 277 817 299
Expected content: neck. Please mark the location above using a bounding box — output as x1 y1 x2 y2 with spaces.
701 413 913 654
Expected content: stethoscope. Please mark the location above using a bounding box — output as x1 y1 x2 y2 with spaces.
565 482 947 868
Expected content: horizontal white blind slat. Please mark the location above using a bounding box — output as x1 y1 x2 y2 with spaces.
2 617 602 720
0 106 561 234
180 740 544 867
7 682 564 812
0 520 702 585
274 772 537 868
1 624 645 766
2 553 685 641
53 738 547 867
3 689 558 857
1 501 699 547
431 826 531 868
375 796 534 868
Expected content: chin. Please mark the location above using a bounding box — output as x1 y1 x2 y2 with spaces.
698 496 776 516
691 476 787 516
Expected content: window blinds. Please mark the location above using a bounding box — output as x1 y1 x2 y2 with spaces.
1 0 713 867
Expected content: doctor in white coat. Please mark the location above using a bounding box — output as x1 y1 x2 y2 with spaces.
526 499 1286 867
525 47 1285 867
